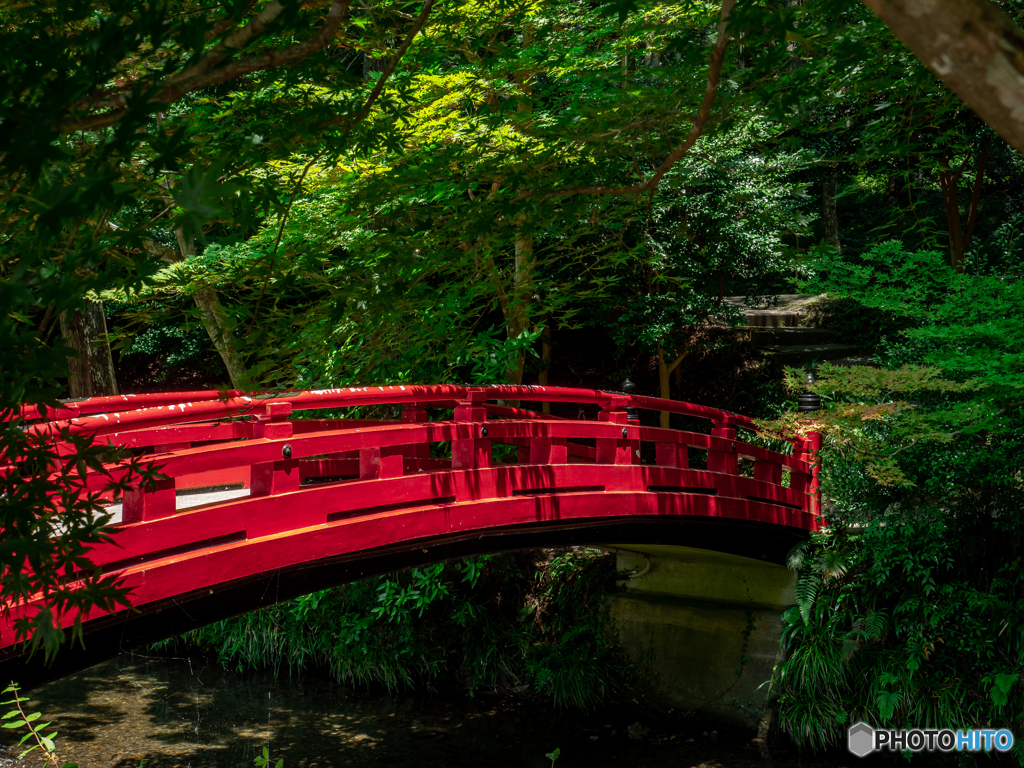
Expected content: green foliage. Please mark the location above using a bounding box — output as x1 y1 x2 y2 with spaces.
809 240 1024 395
2 683 77 767
598 120 813 358
0 420 142 660
766 240 1024 757
254 745 284 768
156 550 644 711
109 0 819 390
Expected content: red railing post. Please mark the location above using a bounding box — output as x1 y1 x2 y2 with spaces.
529 436 567 464
792 432 822 517
796 372 823 519
625 393 641 466
251 402 298 495
253 402 293 439
789 435 822 517
452 389 490 469
122 476 176 522
252 456 300 495
754 458 783 485
708 421 738 474
597 396 632 465
656 442 688 469
359 446 406 480
402 404 431 460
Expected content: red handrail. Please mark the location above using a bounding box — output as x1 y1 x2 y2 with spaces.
6 390 251 422
21 384 758 439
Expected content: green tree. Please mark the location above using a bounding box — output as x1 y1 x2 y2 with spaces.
765 240 1024 756
0 0 438 652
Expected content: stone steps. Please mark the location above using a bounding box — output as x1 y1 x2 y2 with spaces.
724 294 826 328
744 326 838 346
722 294 878 367
759 343 864 367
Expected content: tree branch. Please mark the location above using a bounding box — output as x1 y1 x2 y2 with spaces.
666 350 687 375
174 1 293 84
61 0 351 133
859 0 1024 155
328 0 437 132
519 0 735 201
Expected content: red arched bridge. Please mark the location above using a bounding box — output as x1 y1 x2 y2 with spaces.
3 385 819 684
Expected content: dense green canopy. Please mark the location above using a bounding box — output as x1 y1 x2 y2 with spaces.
1 0 1023 754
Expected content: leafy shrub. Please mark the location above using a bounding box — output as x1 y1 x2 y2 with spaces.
155 549 645 711
766 241 1024 761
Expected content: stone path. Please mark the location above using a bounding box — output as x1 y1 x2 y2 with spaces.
725 294 875 368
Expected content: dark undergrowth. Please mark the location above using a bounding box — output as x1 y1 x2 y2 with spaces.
152 548 649 711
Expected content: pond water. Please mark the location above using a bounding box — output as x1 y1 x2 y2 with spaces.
4 655 856 768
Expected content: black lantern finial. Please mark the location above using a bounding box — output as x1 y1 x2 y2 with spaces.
798 370 821 413
620 377 640 423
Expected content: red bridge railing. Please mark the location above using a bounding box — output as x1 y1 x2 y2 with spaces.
1 385 819 653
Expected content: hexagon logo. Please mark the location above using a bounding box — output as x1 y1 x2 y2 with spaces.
848 722 875 758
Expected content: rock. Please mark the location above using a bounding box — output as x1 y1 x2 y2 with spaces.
627 722 649 740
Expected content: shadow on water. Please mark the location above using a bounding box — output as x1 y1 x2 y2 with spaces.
6 656 873 768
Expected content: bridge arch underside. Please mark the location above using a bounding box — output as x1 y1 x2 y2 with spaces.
3 490 807 688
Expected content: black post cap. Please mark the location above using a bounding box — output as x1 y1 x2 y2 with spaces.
620 378 640 422
798 371 821 412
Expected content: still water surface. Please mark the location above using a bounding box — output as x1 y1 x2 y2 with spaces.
7 655 839 768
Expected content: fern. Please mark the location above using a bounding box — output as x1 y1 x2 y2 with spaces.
787 539 812 571
876 689 901 723
863 610 888 640
990 673 1019 709
795 573 821 625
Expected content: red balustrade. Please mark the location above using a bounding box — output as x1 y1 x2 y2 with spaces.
0 385 820 671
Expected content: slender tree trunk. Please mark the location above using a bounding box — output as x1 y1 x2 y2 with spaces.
175 229 248 388
938 139 991 273
657 340 688 429
963 136 992 251
937 159 967 272
883 170 902 207
60 300 119 398
504 230 533 386
822 164 841 251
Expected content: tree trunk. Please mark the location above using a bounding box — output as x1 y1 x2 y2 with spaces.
504 231 533 386
883 170 902 207
937 156 968 272
363 53 387 80
937 138 991 273
657 341 688 429
194 288 248 388
60 301 119 398
822 164 841 251
859 0 1024 156
504 42 536 389
175 229 248 388
963 136 992 251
